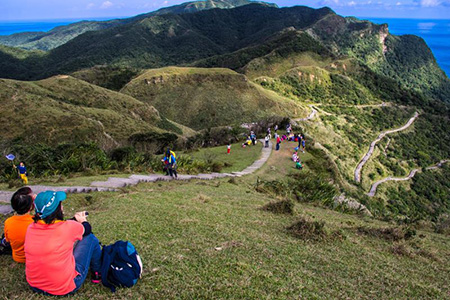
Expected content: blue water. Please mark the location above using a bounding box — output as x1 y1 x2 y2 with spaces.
365 18 450 77
0 17 449 77
0 17 122 36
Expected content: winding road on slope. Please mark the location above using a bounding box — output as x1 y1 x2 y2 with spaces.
367 160 449 197
354 112 419 183
292 105 317 124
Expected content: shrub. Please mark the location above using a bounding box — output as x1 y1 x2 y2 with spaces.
261 199 294 215
357 226 416 241
434 214 450 235
287 216 327 241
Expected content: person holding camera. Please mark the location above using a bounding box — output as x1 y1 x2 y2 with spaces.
24 191 102 296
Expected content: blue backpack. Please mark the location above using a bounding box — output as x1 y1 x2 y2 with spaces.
100 241 143 292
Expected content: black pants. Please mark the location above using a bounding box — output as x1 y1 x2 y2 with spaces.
168 165 178 178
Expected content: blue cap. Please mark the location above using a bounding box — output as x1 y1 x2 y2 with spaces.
34 191 66 219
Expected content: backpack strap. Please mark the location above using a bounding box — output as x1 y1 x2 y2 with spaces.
101 243 120 292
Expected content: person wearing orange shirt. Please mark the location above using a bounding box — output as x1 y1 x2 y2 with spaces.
25 191 102 296
1 187 35 262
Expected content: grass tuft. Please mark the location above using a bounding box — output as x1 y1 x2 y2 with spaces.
261 199 294 215
357 226 416 241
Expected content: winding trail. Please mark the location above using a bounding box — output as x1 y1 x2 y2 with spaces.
367 160 449 197
292 105 317 124
354 112 419 183
0 140 272 215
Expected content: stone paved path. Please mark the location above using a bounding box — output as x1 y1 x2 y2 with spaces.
354 112 419 183
0 140 272 214
367 159 449 197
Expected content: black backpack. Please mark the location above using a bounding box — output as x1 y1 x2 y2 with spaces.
100 240 143 292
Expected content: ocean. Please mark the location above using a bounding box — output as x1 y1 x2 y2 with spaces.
0 17 449 77
365 18 450 77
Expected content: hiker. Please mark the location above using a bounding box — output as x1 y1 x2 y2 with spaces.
264 135 270 148
274 124 278 133
13 161 28 184
242 136 252 147
266 127 271 138
25 191 102 296
301 138 306 153
276 135 281 151
250 131 256 145
292 151 298 162
163 151 178 178
227 143 231 154
286 123 291 135
296 159 303 170
0 187 35 262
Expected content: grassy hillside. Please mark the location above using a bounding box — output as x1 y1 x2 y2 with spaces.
71 66 142 91
1 142 449 299
0 75 179 148
121 67 306 130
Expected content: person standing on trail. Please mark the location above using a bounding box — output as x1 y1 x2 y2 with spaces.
250 131 256 145
14 162 28 184
274 124 278 134
264 135 270 148
227 143 231 154
163 151 178 178
276 135 281 151
301 138 306 153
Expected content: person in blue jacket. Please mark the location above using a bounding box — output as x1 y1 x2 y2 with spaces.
163 151 177 178
14 162 28 184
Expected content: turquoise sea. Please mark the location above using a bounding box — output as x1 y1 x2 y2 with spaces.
0 17 449 77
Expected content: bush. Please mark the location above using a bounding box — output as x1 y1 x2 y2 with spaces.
434 214 450 235
286 216 327 241
357 226 416 241
261 199 294 215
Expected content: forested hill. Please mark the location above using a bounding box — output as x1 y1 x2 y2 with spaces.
0 0 275 51
0 3 449 102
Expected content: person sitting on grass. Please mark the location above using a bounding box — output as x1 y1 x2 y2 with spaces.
25 191 102 296
296 159 303 170
292 151 298 162
0 187 36 262
13 162 28 184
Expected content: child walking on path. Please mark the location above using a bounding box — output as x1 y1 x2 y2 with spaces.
14 162 28 184
227 143 231 154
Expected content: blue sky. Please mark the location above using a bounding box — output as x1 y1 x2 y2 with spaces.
1 0 449 20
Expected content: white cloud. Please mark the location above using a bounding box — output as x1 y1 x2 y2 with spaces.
100 1 114 9
414 0 450 7
348 1 357 6
86 3 95 9
319 0 340 6
163 1 169 4
396 2 402 5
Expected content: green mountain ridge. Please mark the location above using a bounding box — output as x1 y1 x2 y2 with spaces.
0 4 448 104
0 0 275 51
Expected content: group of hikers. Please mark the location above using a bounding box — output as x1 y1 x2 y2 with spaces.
241 123 306 170
0 187 102 296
